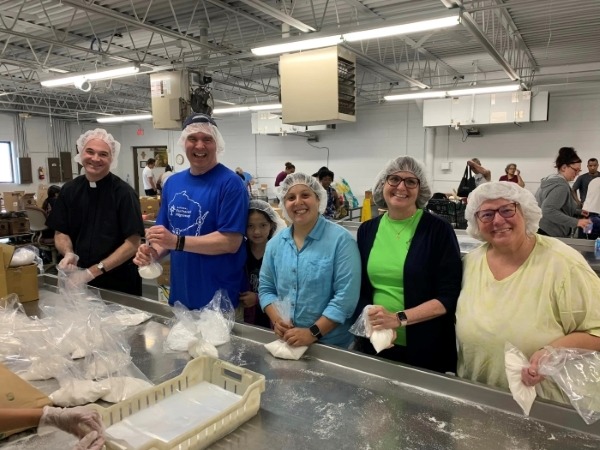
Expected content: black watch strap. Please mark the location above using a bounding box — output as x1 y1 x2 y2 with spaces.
309 324 322 339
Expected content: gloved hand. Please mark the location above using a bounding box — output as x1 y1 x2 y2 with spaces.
66 269 95 288
38 406 104 438
58 252 80 271
73 430 105 450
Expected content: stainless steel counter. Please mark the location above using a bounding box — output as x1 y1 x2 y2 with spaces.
2 276 600 450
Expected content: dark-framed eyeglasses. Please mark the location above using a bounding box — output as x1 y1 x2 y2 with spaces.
475 202 519 223
568 165 582 174
385 175 420 189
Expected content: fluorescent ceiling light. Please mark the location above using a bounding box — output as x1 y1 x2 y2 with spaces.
447 84 521 96
213 103 282 114
252 36 342 56
344 16 460 42
97 113 152 123
384 91 448 101
41 63 140 87
251 15 459 56
48 67 70 74
385 84 522 102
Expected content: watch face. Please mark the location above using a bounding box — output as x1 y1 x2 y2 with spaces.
310 324 321 337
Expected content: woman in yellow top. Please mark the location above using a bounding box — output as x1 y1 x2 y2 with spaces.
457 181 600 403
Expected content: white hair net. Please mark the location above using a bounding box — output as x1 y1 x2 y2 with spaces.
277 172 328 222
372 156 432 209
177 122 225 154
465 181 542 241
75 128 121 170
249 199 287 235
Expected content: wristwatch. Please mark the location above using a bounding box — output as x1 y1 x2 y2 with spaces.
396 311 408 327
97 262 107 274
309 324 322 340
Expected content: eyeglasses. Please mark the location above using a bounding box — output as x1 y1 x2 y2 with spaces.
475 202 519 223
385 175 420 189
569 165 582 174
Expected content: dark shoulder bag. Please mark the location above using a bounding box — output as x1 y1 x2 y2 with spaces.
457 165 476 197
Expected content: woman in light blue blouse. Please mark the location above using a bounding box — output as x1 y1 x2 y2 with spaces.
259 173 361 348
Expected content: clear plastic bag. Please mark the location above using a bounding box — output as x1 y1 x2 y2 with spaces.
538 347 600 425
9 245 44 273
349 305 395 353
263 297 308 360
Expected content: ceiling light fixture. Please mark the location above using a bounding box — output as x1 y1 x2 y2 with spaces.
213 103 282 114
344 16 460 41
251 15 460 56
40 63 140 88
96 113 152 124
384 84 522 102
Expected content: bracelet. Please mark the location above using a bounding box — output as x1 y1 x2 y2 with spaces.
176 235 186 251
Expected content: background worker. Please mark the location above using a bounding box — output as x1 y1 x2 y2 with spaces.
573 157 599 203
142 158 157 196
48 128 144 296
467 158 491 186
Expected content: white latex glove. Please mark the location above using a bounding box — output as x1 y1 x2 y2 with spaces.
58 252 80 271
73 430 105 450
39 405 104 438
66 269 95 288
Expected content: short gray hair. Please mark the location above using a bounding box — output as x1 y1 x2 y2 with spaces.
372 156 432 209
465 181 542 241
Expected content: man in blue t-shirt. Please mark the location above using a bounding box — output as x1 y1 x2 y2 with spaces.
134 114 249 310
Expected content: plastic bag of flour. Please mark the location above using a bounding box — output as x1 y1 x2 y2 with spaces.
504 342 537 416
264 297 308 360
349 305 395 353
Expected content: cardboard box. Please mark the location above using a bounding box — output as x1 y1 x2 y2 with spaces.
7 217 30 235
157 260 170 286
22 193 37 207
0 363 52 438
0 220 9 237
2 191 25 212
139 196 161 217
37 184 49 209
0 244 39 302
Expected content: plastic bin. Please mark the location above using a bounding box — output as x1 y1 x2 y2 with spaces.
93 356 265 450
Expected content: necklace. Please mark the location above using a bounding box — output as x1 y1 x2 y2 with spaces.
388 211 418 242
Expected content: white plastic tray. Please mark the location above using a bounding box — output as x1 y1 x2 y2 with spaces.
92 356 265 450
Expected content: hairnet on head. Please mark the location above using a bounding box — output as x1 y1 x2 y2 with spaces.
277 172 328 222
465 181 542 241
249 199 287 235
372 156 432 209
75 128 121 170
177 114 225 154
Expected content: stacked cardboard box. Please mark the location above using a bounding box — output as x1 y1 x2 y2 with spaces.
2 191 25 212
0 244 39 302
7 217 30 235
140 196 161 220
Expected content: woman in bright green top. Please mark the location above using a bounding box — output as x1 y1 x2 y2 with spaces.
354 156 462 373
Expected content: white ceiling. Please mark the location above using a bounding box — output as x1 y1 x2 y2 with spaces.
1 0 599 121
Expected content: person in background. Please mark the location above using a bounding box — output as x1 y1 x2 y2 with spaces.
42 185 61 216
318 169 341 220
457 182 600 403
499 163 525 187
41 184 61 241
535 147 591 237
467 158 491 186
353 156 462 373
573 157 599 203
240 199 287 327
142 158 157 196
259 173 361 348
312 166 329 178
235 167 253 187
0 406 104 450
48 129 144 296
582 177 600 239
274 161 295 187
134 114 249 312
156 164 173 194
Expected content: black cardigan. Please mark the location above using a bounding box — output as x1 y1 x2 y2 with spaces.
356 211 462 373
